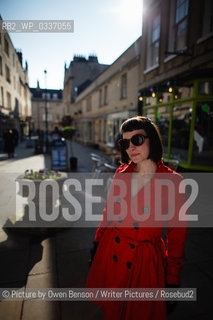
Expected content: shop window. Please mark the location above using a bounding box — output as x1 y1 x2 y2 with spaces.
192 102 213 166
170 103 191 162
107 119 114 145
145 95 157 106
144 108 155 121
156 107 170 157
198 81 213 96
146 14 160 69
177 86 192 98
88 122 92 141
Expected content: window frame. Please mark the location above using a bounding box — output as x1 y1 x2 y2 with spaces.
145 12 161 70
121 73 127 99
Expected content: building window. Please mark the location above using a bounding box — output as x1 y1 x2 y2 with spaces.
99 88 103 107
104 86 108 105
14 98 19 113
5 65 10 83
121 74 127 99
146 14 161 69
7 91 11 109
4 36 9 56
175 0 189 50
0 55 2 75
1 87 4 106
202 0 213 37
18 81 21 95
99 120 102 141
86 96 92 111
52 93 58 100
42 92 51 100
168 0 189 53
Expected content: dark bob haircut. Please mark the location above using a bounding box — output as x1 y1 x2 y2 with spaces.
119 116 163 165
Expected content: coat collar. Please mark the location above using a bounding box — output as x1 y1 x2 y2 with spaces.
118 159 165 173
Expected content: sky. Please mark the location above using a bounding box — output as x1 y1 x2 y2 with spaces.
1 0 143 90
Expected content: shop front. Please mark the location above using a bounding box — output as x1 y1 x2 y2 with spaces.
139 77 213 172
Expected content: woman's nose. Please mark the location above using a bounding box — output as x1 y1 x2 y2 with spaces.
128 141 135 149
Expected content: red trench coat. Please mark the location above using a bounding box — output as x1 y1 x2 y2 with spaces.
86 160 187 320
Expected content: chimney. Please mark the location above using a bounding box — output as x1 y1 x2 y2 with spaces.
16 50 23 66
88 55 98 63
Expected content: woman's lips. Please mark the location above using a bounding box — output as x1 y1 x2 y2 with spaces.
131 153 140 157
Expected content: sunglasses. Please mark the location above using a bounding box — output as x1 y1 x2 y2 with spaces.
118 134 148 150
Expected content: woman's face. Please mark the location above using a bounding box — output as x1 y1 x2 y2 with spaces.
122 129 150 164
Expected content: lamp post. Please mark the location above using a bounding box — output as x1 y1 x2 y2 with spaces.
44 69 48 153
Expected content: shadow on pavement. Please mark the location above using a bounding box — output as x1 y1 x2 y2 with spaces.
0 221 43 296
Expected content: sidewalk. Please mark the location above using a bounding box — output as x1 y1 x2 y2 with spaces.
0 141 213 320
0 141 106 320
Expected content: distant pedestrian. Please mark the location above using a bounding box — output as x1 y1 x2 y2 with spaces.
4 129 16 158
51 126 62 141
12 128 19 146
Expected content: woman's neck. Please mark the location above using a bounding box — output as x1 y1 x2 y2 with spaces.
134 159 157 174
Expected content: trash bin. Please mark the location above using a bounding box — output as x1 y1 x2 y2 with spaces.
70 157 78 171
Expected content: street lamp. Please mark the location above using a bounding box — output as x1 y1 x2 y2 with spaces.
44 69 48 153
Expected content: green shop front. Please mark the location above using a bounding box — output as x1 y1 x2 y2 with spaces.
138 76 213 172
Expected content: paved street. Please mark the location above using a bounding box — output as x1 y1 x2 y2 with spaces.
0 141 213 320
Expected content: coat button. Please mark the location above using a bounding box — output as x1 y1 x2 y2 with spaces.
118 217 122 223
116 197 121 204
115 236 120 243
133 222 139 230
113 255 118 262
142 206 149 213
126 262 132 269
129 243 135 249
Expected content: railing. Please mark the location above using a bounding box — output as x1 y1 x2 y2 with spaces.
90 153 117 193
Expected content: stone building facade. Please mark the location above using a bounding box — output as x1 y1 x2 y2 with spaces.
71 37 142 152
63 55 108 116
31 83 64 133
139 0 213 171
0 16 31 146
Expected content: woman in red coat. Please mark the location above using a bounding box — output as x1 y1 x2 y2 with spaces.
86 116 187 320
